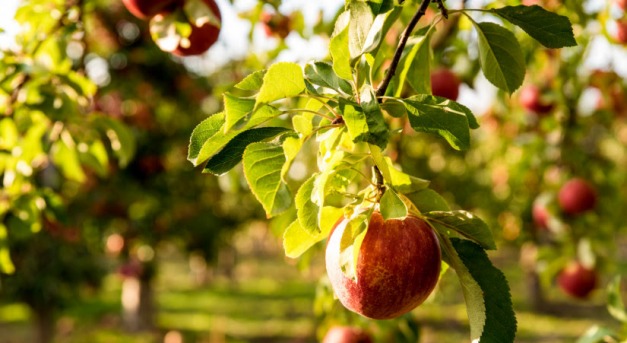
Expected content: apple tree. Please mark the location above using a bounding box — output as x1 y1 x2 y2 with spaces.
188 0 578 341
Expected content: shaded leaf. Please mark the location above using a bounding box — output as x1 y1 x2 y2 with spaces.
380 188 407 220
426 210 496 250
304 61 353 96
493 5 576 48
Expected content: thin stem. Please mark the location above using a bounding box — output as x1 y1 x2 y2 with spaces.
375 0 433 98
296 94 341 118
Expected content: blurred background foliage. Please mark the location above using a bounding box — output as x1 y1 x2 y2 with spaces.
0 0 626 342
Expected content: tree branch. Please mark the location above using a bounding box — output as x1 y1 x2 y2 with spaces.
375 0 432 98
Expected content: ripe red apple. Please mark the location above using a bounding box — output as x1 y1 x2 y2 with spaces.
323 326 373 343
616 0 627 10
519 85 554 115
326 211 441 319
260 12 292 39
172 0 221 56
557 261 597 299
611 20 627 45
558 178 597 215
430 68 460 101
122 0 179 20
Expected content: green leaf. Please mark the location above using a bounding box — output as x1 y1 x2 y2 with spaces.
188 108 280 166
242 142 292 217
576 326 618 343
386 158 430 194
224 93 256 131
426 210 496 250
280 135 303 181
607 276 627 323
380 188 407 220
348 1 374 61
450 238 517 343
404 95 477 151
405 188 450 212
492 5 576 48
380 99 407 118
204 127 290 175
398 32 433 96
256 62 305 105
295 174 321 235
0 224 15 274
341 88 389 149
283 206 343 258
361 6 402 56
330 12 353 80
472 21 525 94
339 210 373 280
51 133 86 183
235 70 266 91
304 61 353 96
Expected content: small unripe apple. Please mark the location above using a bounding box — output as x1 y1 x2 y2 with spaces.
122 0 179 20
326 211 441 319
519 85 554 115
260 11 291 39
558 178 597 215
322 326 373 343
557 261 597 299
430 68 460 101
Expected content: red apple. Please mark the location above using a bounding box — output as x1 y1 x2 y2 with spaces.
519 85 554 115
532 201 549 230
557 261 597 299
615 0 627 11
260 12 292 39
430 68 460 101
323 326 373 343
172 0 221 56
326 211 441 319
122 0 179 20
558 178 597 215
611 20 627 45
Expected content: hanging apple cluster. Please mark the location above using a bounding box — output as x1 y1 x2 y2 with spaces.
187 1 577 341
122 0 222 56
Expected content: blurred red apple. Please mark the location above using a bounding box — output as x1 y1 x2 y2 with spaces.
323 326 373 343
557 261 597 299
558 178 597 215
611 20 627 44
122 0 179 20
172 0 221 56
616 0 627 10
430 68 460 101
532 201 549 230
326 211 441 319
519 85 554 115
260 11 291 39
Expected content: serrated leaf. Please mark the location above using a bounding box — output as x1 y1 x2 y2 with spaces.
361 6 402 56
204 127 290 175
492 5 576 48
380 188 407 220
348 1 374 61
330 13 353 80
224 93 255 131
235 70 266 91
404 95 478 151
284 206 342 258
305 61 353 96
188 108 280 166
242 142 292 217
398 32 433 96
295 174 321 234
360 85 390 149
451 238 517 343
256 62 305 106
405 188 450 212
280 135 303 181
472 21 525 94
426 210 496 250
339 210 373 280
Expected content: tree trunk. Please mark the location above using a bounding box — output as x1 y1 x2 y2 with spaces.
33 307 55 343
122 276 155 331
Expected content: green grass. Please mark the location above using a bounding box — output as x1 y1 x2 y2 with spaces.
0 240 620 343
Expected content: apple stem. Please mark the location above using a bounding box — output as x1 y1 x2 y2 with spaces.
375 0 433 98
372 166 386 201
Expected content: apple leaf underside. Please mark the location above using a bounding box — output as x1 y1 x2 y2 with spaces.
451 238 517 343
